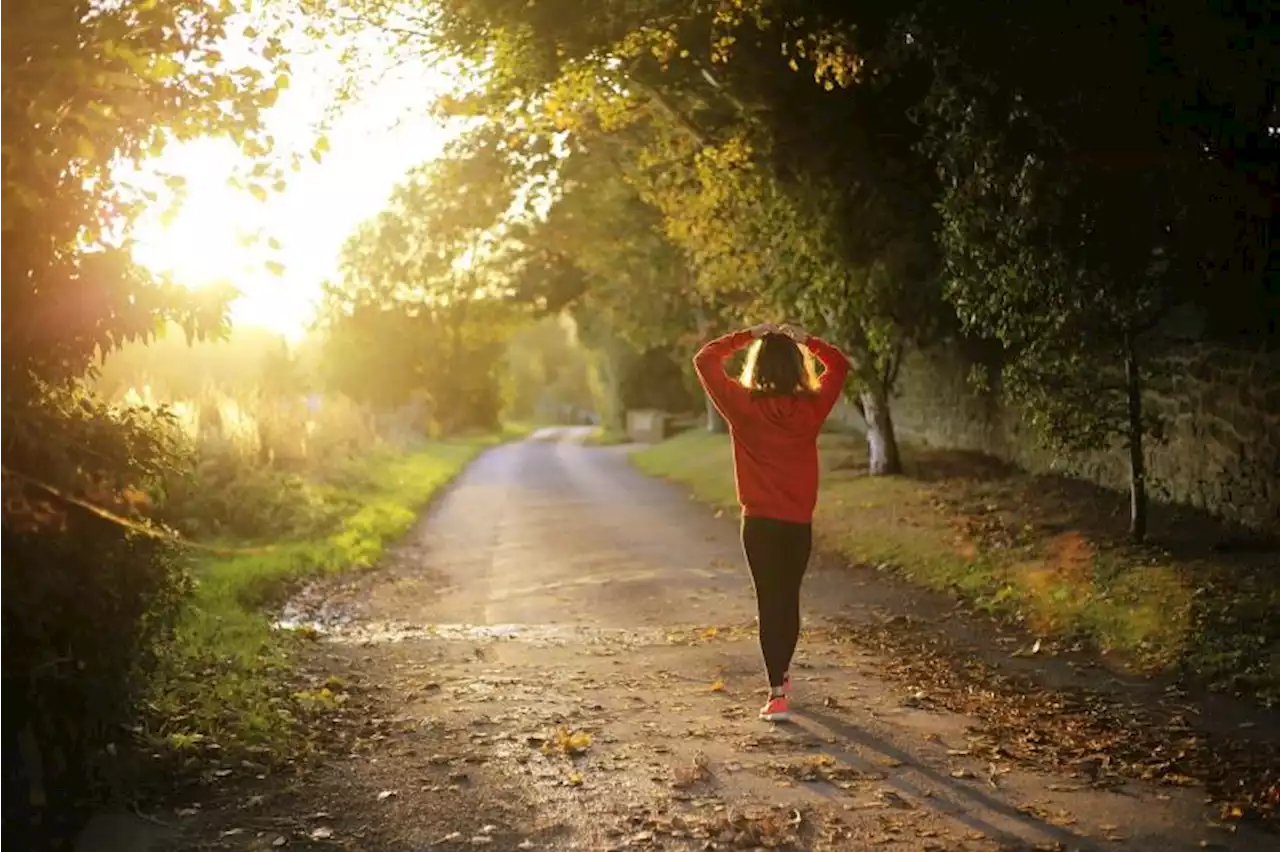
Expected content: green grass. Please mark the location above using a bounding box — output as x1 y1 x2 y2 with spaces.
582 426 632 446
632 430 1279 701
144 435 508 763
631 429 738 504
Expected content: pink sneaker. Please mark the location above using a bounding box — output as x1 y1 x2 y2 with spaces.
759 695 791 722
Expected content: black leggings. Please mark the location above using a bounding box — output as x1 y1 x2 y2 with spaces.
741 515 813 689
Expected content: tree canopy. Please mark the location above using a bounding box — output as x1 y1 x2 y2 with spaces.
3 1 291 840
3 0 296 516
345 0 1275 507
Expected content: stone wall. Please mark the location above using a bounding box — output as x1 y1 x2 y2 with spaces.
626 409 674 443
833 341 1280 533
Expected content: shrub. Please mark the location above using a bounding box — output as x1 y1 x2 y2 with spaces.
2 388 193 849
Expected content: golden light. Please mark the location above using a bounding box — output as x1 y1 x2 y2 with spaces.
129 38 466 342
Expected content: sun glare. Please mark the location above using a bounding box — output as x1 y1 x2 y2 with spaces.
129 36 465 342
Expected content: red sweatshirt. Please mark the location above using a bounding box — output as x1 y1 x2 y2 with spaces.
693 330 851 524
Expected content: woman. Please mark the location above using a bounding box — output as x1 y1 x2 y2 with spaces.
693 322 850 721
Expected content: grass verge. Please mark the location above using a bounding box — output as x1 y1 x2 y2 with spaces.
141 433 511 773
582 426 631 446
633 429 1280 705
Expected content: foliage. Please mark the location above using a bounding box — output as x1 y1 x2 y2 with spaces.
97 333 384 541
320 127 527 435
912 0 1280 538
3 0 287 390
94 324 303 401
2 388 195 845
319 301 512 435
2 0 290 843
329 0 958 472
504 315 595 423
491 134 707 429
512 140 702 346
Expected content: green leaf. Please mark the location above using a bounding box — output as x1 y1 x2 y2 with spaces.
265 260 285 276
150 56 181 81
247 184 268 202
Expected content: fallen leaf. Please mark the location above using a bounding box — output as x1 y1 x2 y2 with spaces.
272 836 287 847
310 827 334 840
709 680 726 692
377 789 398 801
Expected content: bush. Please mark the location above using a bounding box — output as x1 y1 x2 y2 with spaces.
161 453 346 541
2 388 193 850
3 523 191 831
155 389 383 542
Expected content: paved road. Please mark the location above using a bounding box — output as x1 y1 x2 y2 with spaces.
109 427 1272 852
302 427 1268 852
361 425 762 629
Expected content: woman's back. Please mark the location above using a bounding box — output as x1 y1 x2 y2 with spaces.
692 326 851 524
729 393 826 523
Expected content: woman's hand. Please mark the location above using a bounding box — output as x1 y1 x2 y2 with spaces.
779 323 807 343
748 322 779 338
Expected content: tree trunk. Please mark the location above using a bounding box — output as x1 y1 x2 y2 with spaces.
705 394 728 433
859 384 902 475
1123 333 1148 542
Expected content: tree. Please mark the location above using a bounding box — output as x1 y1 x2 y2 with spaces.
504 315 595 423
914 0 1279 540
374 0 949 473
330 0 1275 491
319 299 512 434
502 137 710 430
4 0 291 503
320 126 526 434
2 0 287 842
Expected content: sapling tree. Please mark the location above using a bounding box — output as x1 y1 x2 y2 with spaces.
914 0 1277 540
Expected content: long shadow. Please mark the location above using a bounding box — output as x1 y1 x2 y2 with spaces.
792 706 1106 851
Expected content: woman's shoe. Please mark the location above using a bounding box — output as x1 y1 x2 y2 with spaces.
759 695 791 722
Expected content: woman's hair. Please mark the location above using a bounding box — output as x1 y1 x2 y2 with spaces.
739 333 820 396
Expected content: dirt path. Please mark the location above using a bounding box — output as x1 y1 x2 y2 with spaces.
129 428 1273 852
